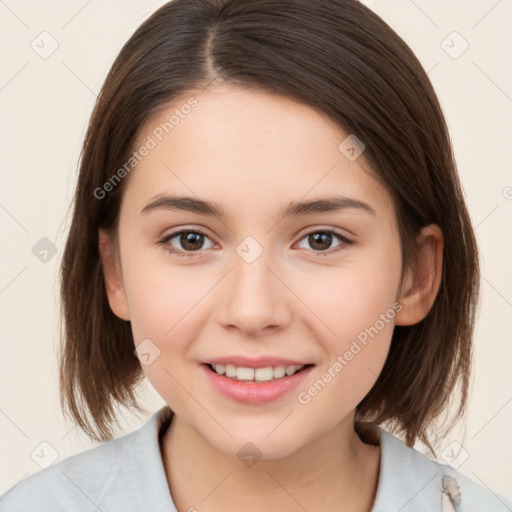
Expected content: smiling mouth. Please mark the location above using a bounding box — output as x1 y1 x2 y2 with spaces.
205 363 315 383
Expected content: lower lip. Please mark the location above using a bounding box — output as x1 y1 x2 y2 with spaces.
200 364 314 404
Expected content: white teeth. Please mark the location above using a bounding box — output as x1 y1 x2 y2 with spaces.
211 363 305 381
237 367 254 380
225 364 237 378
254 367 274 381
285 365 298 376
273 365 286 378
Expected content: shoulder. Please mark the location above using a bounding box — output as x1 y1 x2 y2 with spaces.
372 427 512 512
0 432 130 512
0 406 176 512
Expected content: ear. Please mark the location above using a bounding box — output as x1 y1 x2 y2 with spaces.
394 224 444 326
98 229 130 321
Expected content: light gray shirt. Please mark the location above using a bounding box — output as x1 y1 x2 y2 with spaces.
1 406 511 511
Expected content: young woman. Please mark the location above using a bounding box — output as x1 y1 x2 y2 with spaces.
1 1 510 511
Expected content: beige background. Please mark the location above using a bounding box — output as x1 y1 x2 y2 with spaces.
1 0 511 499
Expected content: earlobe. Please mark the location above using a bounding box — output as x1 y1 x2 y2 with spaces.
394 224 444 326
98 229 131 321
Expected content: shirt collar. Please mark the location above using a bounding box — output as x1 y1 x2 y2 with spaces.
370 427 445 511
139 406 444 511
119 405 176 510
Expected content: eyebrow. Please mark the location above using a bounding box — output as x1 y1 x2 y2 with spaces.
141 193 376 219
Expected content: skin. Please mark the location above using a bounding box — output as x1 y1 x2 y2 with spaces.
99 84 443 512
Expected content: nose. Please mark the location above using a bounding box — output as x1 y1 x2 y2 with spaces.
217 246 292 337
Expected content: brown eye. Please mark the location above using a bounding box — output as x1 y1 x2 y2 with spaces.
296 230 352 256
160 229 214 257
175 232 206 251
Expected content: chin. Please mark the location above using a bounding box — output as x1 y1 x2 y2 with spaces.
219 434 303 462
201 418 313 462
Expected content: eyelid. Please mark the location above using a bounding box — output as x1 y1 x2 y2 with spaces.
295 224 353 240
159 224 353 242
158 224 354 258
158 226 216 248
158 224 216 241
293 227 353 256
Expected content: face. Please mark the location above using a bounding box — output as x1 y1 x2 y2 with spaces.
102 84 409 459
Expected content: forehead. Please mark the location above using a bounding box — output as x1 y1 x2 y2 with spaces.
124 85 394 222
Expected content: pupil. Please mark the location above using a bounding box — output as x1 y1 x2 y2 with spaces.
310 232 331 250
182 232 203 250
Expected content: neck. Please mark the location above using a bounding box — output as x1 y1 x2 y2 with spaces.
160 410 381 512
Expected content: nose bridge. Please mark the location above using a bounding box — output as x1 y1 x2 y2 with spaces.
218 236 290 334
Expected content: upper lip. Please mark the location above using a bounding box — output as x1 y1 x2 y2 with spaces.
204 356 313 369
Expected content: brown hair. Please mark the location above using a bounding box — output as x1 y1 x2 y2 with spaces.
59 0 480 450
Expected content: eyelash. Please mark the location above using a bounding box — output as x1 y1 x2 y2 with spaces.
158 228 353 258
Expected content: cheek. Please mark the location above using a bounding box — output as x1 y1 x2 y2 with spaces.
292 243 402 402
293 243 402 345
121 240 212 341
120 250 216 400
293 287 399 433
123 275 196 412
